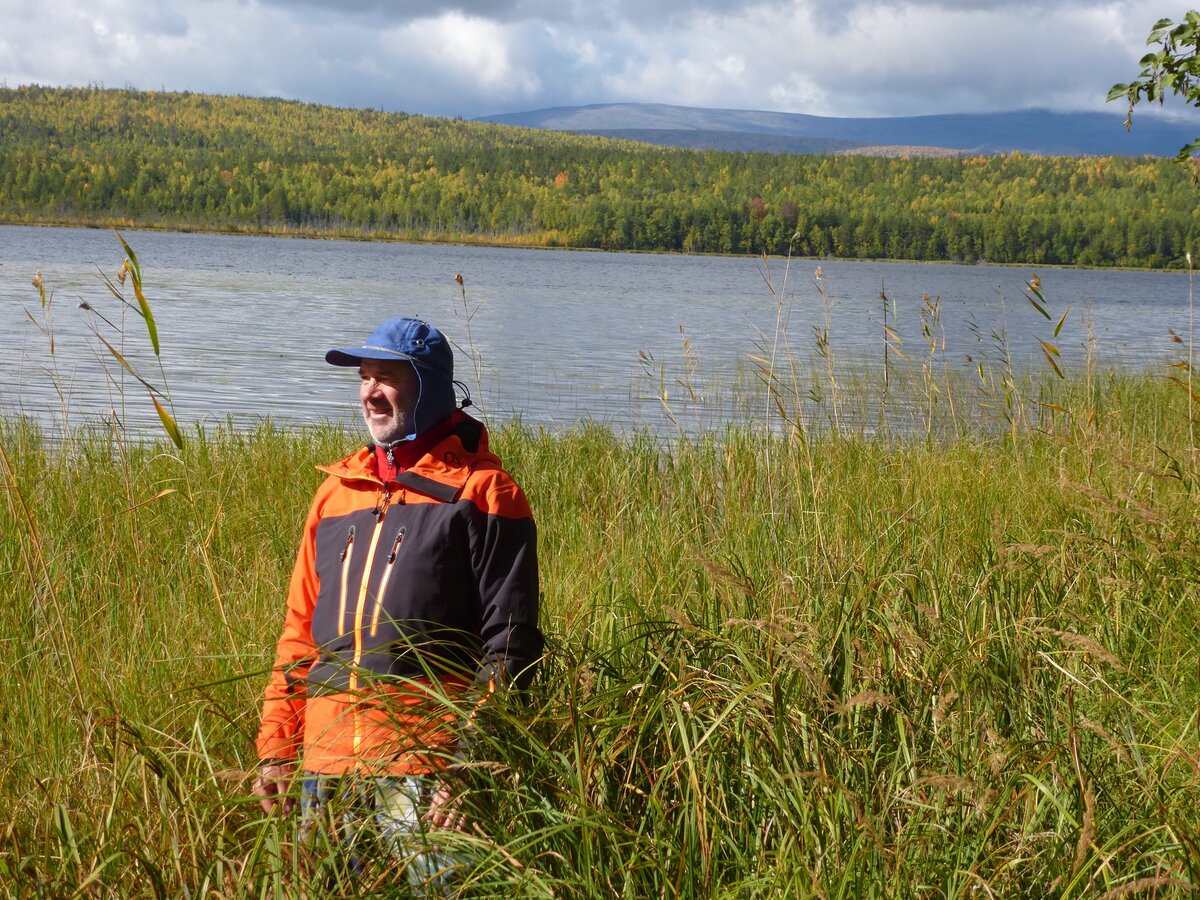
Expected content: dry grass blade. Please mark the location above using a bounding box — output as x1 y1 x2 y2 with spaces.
1097 875 1190 899
118 488 178 515
152 395 185 450
96 334 164 396
1054 305 1071 338
1039 339 1064 378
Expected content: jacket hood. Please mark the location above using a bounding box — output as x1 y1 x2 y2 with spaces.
407 362 456 441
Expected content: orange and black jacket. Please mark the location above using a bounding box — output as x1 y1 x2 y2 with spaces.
256 411 542 775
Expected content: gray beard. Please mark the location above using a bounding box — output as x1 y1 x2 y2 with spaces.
364 411 413 445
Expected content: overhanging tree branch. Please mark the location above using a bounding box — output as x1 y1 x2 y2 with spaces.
1108 12 1200 164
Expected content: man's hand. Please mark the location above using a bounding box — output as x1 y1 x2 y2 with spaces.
428 779 527 871
252 761 296 814
426 779 468 832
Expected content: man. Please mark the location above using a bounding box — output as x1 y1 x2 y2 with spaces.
252 316 542 884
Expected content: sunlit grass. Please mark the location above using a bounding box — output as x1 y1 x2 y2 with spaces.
2 360 1198 895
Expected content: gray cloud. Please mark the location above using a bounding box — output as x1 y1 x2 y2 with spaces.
1 0 1194 120
256 0 528 21
255 0 778 27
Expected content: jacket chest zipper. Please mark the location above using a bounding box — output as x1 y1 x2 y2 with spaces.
349 501 391 681
349 489 399 758
336 525 356 635
370 525 407 637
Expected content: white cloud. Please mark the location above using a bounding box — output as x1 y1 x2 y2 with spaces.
393 12 541 95
539 21 605 69
0 0 1194 118
768 73 827 114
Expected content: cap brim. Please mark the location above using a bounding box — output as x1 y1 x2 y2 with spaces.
325 347 417 367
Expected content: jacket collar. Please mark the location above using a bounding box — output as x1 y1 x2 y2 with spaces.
318 410 491 502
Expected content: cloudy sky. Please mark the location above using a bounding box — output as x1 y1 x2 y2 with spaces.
1 0 1195 121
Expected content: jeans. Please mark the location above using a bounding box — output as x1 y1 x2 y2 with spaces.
300 773 469 894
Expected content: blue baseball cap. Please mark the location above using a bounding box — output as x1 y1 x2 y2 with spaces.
325 317 454 379
326 317 457 440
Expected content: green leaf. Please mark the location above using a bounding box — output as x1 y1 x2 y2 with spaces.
116 227 142 279
53 803 81 866
1175 138 1200 164
114 228 161 356
1053 305 1071 338
1149 17 1176 40
1024 285 1051 320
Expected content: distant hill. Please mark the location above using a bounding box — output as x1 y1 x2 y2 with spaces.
569 129 870 156
478 102 1198 157
2 86 1196 268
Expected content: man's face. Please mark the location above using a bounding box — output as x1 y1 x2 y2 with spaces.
359 358 419 444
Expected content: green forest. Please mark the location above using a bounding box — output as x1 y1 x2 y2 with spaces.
1 85 1195 268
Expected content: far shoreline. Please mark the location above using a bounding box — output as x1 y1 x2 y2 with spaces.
0 216 1187 276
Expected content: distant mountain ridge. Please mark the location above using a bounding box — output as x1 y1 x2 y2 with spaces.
477 102 1198 157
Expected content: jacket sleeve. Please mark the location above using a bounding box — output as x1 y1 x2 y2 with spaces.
468 471 543 691
255 488 324 761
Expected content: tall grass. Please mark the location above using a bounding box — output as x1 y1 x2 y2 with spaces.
2 373 1198 896
1 241 1198 896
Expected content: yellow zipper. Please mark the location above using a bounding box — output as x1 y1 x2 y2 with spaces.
336 525 356 635
370 526 407 637
350 494 392 756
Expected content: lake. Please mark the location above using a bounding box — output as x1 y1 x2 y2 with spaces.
0 224 1193 436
